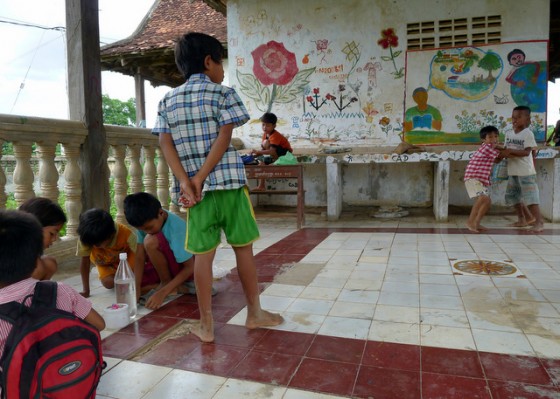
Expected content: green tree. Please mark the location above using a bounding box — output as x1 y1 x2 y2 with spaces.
477 52 501 81
102 94 136 126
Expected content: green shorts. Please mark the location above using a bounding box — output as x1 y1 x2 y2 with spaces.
185 187 260 254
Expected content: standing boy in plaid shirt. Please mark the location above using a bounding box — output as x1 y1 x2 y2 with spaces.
464 125 503 232
153 32 283 342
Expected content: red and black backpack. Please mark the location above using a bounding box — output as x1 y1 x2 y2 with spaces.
0 280 105 399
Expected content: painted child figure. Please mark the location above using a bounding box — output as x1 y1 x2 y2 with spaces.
153 32 283 342
463 125 503 233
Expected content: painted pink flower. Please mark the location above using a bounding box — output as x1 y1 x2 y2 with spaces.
252 41 299 86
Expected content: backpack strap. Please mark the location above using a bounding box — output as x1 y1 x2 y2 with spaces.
31 280 58 309
0 302 24 325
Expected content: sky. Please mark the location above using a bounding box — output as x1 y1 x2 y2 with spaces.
1 1 560 128
0 0 169 127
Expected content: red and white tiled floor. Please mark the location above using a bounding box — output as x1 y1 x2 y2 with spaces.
58 210 560 398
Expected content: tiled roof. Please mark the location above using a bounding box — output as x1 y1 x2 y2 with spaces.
100 0 226 87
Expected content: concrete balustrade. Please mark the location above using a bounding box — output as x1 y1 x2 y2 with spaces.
0 115 171 245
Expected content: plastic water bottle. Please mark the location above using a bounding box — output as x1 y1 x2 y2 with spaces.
115 252 137 319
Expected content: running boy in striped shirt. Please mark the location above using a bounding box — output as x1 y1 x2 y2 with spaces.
464 125 504 233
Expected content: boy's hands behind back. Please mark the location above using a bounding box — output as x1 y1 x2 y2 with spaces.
178 177 198 208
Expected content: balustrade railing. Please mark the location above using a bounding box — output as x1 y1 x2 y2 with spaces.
0 114 178 241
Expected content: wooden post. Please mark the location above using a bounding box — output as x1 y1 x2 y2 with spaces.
65 0 110 210
134 74 147 127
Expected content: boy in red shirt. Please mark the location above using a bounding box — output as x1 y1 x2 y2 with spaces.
251 112 293 189
464 125 503 233
252 113 292 160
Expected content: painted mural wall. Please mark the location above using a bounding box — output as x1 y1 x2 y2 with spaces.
227 0 553 212
404 41 548 145
227 0 549 151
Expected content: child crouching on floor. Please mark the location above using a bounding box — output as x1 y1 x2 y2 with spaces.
77 208 136 297
124 192 210 310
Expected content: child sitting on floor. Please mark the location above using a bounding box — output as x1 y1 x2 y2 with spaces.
76 208 136 298
124 192 210 310
0 209 105 358
19 197 67 280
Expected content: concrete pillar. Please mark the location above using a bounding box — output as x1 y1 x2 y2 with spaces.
326 159 342 221
433 160 449 222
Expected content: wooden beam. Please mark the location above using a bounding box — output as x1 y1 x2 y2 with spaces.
66 0 110 210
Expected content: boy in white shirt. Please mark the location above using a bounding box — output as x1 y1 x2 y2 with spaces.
502 105 543 232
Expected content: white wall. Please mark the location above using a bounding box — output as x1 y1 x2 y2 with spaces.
228 0 548 149
229 0 552 211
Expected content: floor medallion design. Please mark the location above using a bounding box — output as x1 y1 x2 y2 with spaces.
453 259 517 276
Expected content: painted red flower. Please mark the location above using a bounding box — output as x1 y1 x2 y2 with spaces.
377 28 399 49
251 41 299 86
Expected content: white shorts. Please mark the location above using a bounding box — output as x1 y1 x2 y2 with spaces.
465 179 489 199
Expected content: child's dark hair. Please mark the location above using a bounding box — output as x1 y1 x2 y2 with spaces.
260 113 278 125
124 192 162 227
479 125 499 139
19 197 67 227
513 105 531 115
507 49 525 64
0 210 44 284
77 208 116 247
175 32 224 80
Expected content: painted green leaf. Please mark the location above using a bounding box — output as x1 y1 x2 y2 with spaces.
274 68 316 104
381 56 392 61
392 50 402 58
236 70 270 107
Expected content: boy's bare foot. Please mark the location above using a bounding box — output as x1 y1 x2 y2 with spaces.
252 186 266 191
529 224 544 233
509 221 530 227
527 218 537 226
477 225 489 231
190 322 215 343
466 223 479 233
246 310 284 329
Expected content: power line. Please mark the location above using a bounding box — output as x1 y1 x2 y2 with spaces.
0 16 116 45
0 18 65 31
10 29 48 113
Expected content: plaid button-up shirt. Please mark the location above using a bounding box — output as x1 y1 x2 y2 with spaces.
464 143 500 186
152 74 250 200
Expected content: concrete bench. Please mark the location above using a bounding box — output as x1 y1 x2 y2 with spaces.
245 164 305 229
295 146 560 223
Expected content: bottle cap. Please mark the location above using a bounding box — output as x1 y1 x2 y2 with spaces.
119 253 127 260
